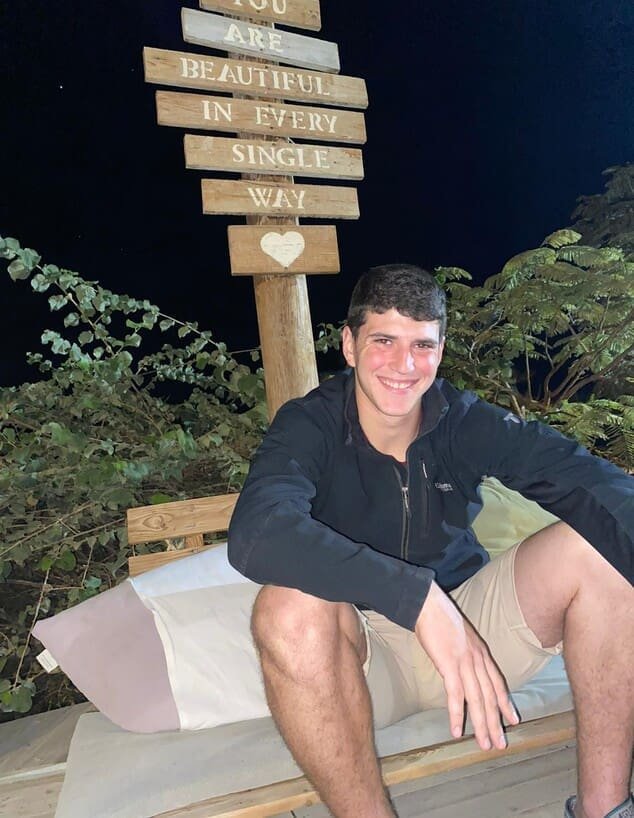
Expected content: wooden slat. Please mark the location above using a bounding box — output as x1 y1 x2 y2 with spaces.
363 744 579 818
381 712 575 788
156 91 366 145
126 494 239 545
0 702 94 818
199 0 322 32
0 703 93 781
228 225 340 275
154 712 576 818
143 49 368 109
0 771 65 818
128 544 220 577
184 135 364 180
182 9 339 73
364 741 577 810
202 179 359 219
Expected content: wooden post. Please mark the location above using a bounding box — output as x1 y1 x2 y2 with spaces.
252 264 318 418
238 57 319 420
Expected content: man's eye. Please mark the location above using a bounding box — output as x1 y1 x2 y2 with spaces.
374 338 391 344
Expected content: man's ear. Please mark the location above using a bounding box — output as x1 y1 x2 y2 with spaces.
342 325 356 368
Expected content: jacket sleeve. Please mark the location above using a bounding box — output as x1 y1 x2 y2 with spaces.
450 398 633 585
227 401 434 630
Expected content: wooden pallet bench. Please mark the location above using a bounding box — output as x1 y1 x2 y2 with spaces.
126 493 575 818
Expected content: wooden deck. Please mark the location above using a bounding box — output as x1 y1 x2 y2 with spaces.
0 704 578 818
0 703 93 818
0 705 627 818
296 744 579 817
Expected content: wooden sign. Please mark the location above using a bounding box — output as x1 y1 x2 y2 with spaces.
200 0 321 31
201 179 359 218
143 3 370 415
184 135 364 180
228 226 339 275
182 9 339 73
143 48 368 109
157 91 366 144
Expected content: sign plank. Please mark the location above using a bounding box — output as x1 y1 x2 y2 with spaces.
228 226 339 275
201 179 359 218
185 135 364 180
199 0 321 32
143 48 368 109
182 9 339 73
157 91 366 144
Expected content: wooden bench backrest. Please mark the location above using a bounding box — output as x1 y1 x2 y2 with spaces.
126 493 239 576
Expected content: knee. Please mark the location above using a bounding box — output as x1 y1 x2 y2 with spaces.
518 521 630 603
554 522 628 587
251 586 364 679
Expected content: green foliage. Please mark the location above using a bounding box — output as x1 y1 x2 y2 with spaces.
571 164 634 260
439 229 633 467
0 236 268 720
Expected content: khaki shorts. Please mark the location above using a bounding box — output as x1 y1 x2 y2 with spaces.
360 541 563 729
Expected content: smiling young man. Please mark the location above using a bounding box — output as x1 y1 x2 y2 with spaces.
342 308 444 462
228 264 633 818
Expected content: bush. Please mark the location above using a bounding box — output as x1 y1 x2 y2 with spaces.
0 236 267 717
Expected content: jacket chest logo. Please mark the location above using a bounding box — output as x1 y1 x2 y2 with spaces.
434 481 454 492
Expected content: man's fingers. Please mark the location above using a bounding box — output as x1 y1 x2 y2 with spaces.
443 676 465 739
461 660 493 750
473 653 507 749
485 654 520 726
441 654 514 751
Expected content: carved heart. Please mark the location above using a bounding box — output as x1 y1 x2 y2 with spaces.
260 231 306 269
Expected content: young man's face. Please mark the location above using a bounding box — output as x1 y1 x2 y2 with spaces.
342 309 444 426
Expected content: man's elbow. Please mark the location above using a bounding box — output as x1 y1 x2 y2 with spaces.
227 513 266 581
226 521 248 575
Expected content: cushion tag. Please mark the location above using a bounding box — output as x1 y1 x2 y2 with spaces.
36 649 59 673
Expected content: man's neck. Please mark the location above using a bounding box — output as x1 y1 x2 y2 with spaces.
357 403 422 462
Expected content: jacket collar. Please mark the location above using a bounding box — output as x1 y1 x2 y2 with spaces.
342 369 449 448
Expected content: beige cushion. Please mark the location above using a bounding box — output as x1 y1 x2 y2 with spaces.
474 477 558 558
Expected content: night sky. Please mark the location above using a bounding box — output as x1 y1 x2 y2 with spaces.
2 0 632 386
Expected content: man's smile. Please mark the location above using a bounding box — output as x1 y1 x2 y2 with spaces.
377 377 418 391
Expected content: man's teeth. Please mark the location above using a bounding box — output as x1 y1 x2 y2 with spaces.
381 378 413 389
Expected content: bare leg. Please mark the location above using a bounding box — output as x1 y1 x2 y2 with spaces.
514 523 634 818
251 586 396 818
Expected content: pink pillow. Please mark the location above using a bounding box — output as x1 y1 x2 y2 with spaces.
33 580 179 732
33 544 266 732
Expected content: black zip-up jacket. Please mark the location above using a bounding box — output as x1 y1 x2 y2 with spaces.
228 371 633 630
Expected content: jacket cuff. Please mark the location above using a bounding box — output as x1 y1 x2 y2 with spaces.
392 566 435 630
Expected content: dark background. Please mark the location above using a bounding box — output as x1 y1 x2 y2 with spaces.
2 0 632 386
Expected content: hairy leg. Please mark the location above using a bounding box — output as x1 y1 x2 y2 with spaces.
514 522 634 818
251 586 395 818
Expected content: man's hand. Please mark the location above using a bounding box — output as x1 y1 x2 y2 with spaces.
414 581 519 751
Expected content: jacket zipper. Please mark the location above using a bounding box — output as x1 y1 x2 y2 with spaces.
421 459 430 537
393 465 411 561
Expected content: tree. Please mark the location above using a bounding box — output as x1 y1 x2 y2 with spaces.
437 228 633 468
570 164 634 260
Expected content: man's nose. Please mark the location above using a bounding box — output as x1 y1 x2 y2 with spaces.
391 346 415 372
